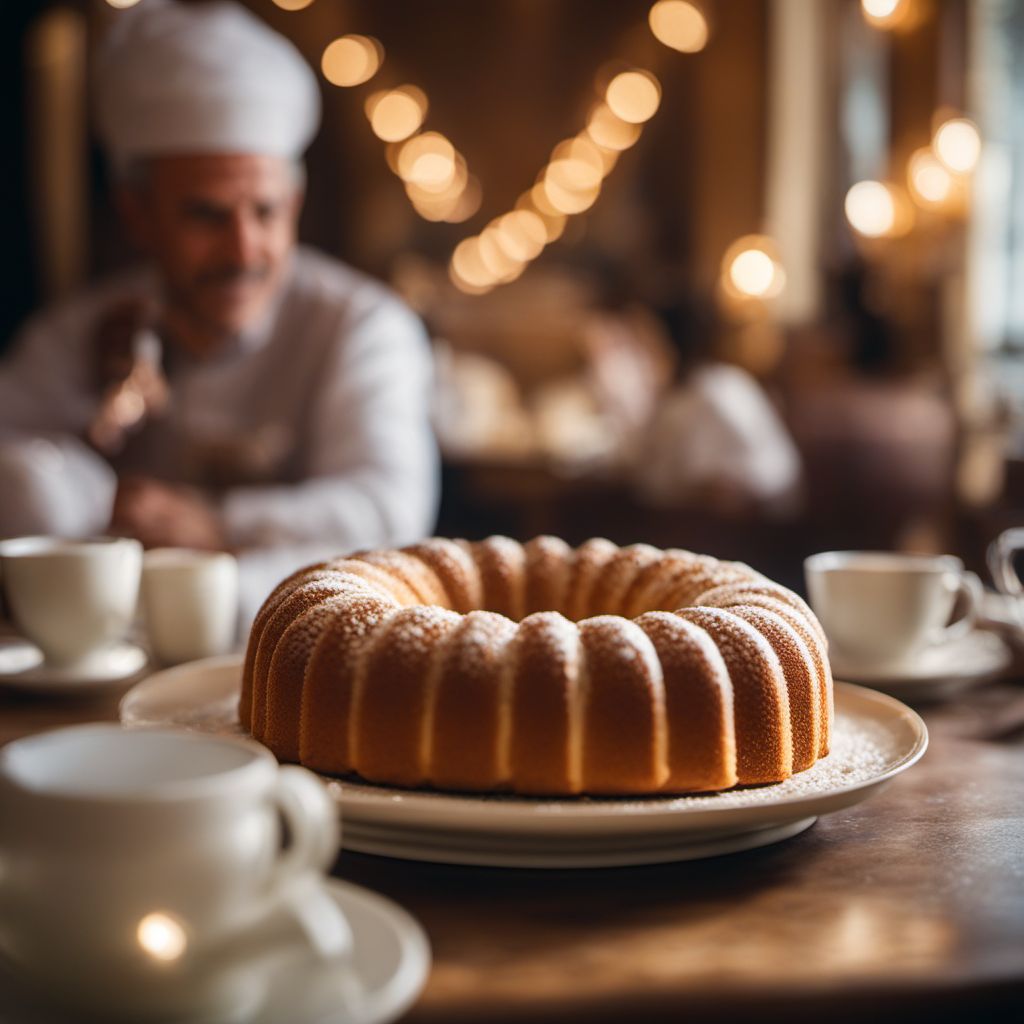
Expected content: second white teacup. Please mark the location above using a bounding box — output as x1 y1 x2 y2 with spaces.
0 536 142 666
805 550 982 671
142 548 240 665
0 724 350 1022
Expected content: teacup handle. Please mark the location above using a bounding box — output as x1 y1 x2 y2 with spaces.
271 765 339 882
265 765 350 960
987 528 1024 596
936 570 983 645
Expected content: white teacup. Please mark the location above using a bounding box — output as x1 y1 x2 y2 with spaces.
0 536 142 666
804 550 982 671
0 724 350 1022
142 548 240 665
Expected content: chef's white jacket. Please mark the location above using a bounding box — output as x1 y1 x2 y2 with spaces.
0 247 439 624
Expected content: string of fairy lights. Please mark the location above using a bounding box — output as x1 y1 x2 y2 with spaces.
292 0 714 295
105 0 984 306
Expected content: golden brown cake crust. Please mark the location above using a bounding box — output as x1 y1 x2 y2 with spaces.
243 536 832 796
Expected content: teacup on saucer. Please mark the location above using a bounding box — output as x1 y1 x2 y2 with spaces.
0 536 142 667
0 724 351 1022
0 876 431 1024
805 550 983 672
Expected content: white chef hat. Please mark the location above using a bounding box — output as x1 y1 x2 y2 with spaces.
94 0 321 169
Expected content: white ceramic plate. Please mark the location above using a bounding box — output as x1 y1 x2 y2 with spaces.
120 655 927 868
0 639 148 696
341 817 819 869
0 878 430 1024
829 628 1013 701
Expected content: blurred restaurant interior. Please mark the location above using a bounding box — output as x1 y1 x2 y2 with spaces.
2 0 1023 595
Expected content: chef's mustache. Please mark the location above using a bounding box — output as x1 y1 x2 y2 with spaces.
197 264 271 286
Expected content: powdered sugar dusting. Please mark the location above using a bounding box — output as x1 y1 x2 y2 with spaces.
517 612 578 664
448 611 517 674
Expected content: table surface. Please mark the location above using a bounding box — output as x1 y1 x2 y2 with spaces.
2 646 1023 1023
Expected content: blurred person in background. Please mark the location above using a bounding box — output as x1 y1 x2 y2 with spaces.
628 297 803 515
0 0 438 624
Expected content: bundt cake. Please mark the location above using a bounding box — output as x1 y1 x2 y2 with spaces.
242 537 833 796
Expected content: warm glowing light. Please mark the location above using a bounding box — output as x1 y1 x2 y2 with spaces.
272 0 315 10
845 180 896 237
592 145 619 177
585 104 643 151
137 913 187 962
546 157 602 194
528 182 564 218
517 192 569 244
321 35 382 88
550 136 617 180
449 269 493 297
447 177 483 223
479 228 524 281
861 0 903 25
409 192 455 222
398 133 457 190
451 238 496 291
933 118 981 176
406 153 468 202
419 175 482 224
730 250 777 298
648 1 709 54
907 148 952 206
366 87 426 142
605 70 661 124
494 210 547 262
414 154 456 190
542 167 601 216
406 155 473 220
538 210 567 242
720 236 786 302
449 262 494 296
105 0 144 8
384 142 404 176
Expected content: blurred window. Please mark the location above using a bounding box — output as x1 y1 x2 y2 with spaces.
969 0 1024 353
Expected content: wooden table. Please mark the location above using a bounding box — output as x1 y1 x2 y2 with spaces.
2 667 1023 1023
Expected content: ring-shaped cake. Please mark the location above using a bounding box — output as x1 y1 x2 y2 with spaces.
242 536 832 796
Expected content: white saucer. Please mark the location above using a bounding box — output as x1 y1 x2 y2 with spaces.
0 878 430 1024
0 639 148 696
121 655 927 868
253 878 430 1024
829 628 1013 701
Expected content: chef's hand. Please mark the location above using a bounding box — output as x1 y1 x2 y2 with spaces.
110 476 226 551
87 301 167 455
